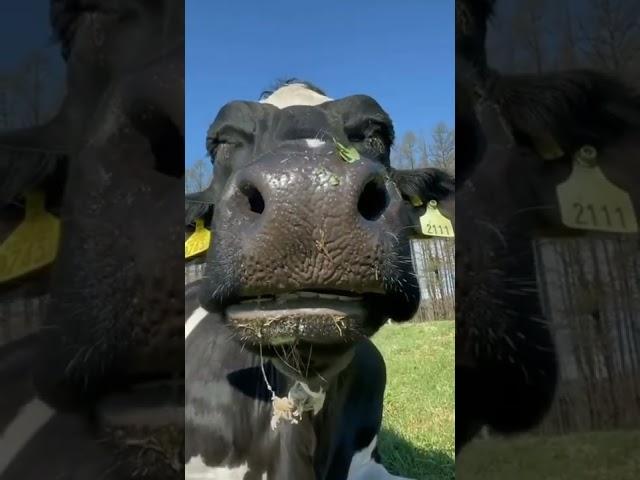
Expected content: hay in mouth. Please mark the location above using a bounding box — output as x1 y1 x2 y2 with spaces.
226 291 367 344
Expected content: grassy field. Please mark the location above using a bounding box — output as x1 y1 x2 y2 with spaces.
456 430 640 480
372 321 455 480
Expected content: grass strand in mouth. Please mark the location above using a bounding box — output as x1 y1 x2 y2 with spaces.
259 343 326 430
259 343 299 430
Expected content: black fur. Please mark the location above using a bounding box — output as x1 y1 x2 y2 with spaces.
0 156 59 207
487 69 640 153
391 167 455 205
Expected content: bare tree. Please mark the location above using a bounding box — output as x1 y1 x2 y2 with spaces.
510 0 550 73
392 131 419 169
577 0 640 81
429 122 455 173
391 126 455 172
14 50 49 126
0 71 29 130
0 75 11 129
486 6 519 72
556 0 579 69
185 158 213 193
4 48 64 128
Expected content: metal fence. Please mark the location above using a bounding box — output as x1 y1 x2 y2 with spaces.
185 262 206 285
411 238 455 322
533 234 640 435
0 289 46 347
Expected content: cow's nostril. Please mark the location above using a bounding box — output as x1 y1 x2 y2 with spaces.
241 183 265 214
358 178 389 221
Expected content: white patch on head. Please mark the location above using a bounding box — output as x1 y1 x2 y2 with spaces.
185 306 209 339
186 456 265 480
347 435 415 480
260 83 333 109
305 138 326 148
0 398 55 476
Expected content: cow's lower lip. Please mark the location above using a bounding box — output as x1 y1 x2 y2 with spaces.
226 295 369 344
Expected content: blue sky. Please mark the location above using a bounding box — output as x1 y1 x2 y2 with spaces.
0 1 66 127
0 1 57 70
186 0 454 166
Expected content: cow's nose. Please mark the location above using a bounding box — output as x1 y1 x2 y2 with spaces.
219 144 400 292
232 170 390 221
227 146 392 229
211 141 415 302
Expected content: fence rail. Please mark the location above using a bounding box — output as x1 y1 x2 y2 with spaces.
533 234 640 435
411 238 455 322
0 291 46 347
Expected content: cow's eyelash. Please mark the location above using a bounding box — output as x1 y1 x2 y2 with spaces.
347 123 392 146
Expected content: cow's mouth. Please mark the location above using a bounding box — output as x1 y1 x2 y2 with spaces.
226 290 383 346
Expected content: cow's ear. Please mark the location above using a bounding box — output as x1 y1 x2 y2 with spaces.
1 107 72 207
185 192 214 233
391 167 454 213
489 70 640 160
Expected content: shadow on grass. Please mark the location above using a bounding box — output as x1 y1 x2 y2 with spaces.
378 427 454 480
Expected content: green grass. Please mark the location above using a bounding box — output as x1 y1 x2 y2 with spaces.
456 430 640 480
371 321 455 480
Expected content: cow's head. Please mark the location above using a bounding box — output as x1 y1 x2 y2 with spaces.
1 1 184 470
188 81 453 383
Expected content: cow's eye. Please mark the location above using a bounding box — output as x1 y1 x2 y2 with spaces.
348 132 366 143
207 138 239 163
362 132 388 155
346 122 391 153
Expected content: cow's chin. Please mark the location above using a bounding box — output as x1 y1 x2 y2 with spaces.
224 290 389 383
94 379 184 477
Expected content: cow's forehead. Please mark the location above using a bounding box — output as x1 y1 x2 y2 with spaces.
260 84 333 109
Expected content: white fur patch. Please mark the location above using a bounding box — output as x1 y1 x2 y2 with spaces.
347 435 414 480
186 456 265 480
260 83 333 109
0 398 55 475
305 138 326 148
185 306 208 339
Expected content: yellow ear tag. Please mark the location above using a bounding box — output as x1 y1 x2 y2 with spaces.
0 191 61 282
533 132 565 160
557 145 637 233
409 195 423 207
419 200 454 237
185 219 211 259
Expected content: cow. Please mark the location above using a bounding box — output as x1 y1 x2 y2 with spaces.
1 1 184 478
184 80 455 480
455 0 640 453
